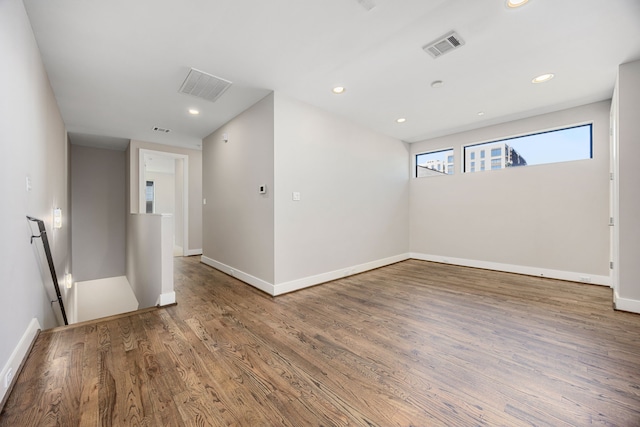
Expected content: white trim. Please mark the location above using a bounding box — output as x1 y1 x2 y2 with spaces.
139 149 190 257
200 256 275 295
201 253 609 297
157 291 176 306
71 276 78 324
160 214 174 307
1 318 40 404
185 248 203 256
410 252 611 286
274 254 410 296
201 254 410 296
614 291 640 314
610 82 620 295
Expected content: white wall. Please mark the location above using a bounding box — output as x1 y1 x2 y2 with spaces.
202 93 275 285
175 159 185 250
145 171 175 215
201 92 410 294
75 276 138 323
71 145 126 282
273 93 410 290
128 140 202 253
616 59 640 311
410 101 611 282
0 0 70 402
126 214 174 308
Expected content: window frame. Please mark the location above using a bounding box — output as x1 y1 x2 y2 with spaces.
415 147 455 178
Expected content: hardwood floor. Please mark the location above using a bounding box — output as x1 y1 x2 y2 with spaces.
2 257 640 426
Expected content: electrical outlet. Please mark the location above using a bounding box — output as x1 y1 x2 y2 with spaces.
4 368 13 388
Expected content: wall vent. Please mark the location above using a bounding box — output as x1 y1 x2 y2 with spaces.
422 31 465 59
152 126 171 133
178 68 232 103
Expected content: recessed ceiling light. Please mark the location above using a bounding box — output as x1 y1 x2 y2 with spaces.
532 73 554 84
332 86 346 94
396 118 406 123
506 0 528 8
431 80 444 88
477 111 485 116
188 109 200 115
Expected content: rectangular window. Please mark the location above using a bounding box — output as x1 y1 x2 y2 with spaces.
470 152 475 160
416 148 454 177
480 160 485 171
145 180 155 214
464 123 592 173
491 158 501 170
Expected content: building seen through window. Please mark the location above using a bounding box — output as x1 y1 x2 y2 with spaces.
465 143 527 173
463 124 591 173
415 124 591 178
416 148 454 177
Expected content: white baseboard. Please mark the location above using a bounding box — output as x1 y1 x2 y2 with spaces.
200 252 608 297
185 248 203 256
1 318 41 406
157 291 176 306
273 253 411 296
200 254 410 296
200 256 275 295
614 291 640 314
410 252 611 287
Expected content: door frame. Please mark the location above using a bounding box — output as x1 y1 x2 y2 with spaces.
609 81 619 295
139 148 189 256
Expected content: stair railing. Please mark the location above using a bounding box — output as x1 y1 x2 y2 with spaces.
26 216 68 325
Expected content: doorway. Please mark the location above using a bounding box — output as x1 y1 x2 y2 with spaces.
139 149 189 257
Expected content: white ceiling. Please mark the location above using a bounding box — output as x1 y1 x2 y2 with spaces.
23 0 640 150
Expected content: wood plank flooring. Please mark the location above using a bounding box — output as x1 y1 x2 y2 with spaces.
2 257 640 426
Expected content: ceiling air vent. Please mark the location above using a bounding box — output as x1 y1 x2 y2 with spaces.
178 68 232 103
422 31 465 59
356 0 376 11
152 126 171 133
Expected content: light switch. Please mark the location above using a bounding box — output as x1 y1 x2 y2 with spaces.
292 192 301 201
203 198 207 205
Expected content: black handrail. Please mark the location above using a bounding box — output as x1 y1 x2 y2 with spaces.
26 216 68 325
